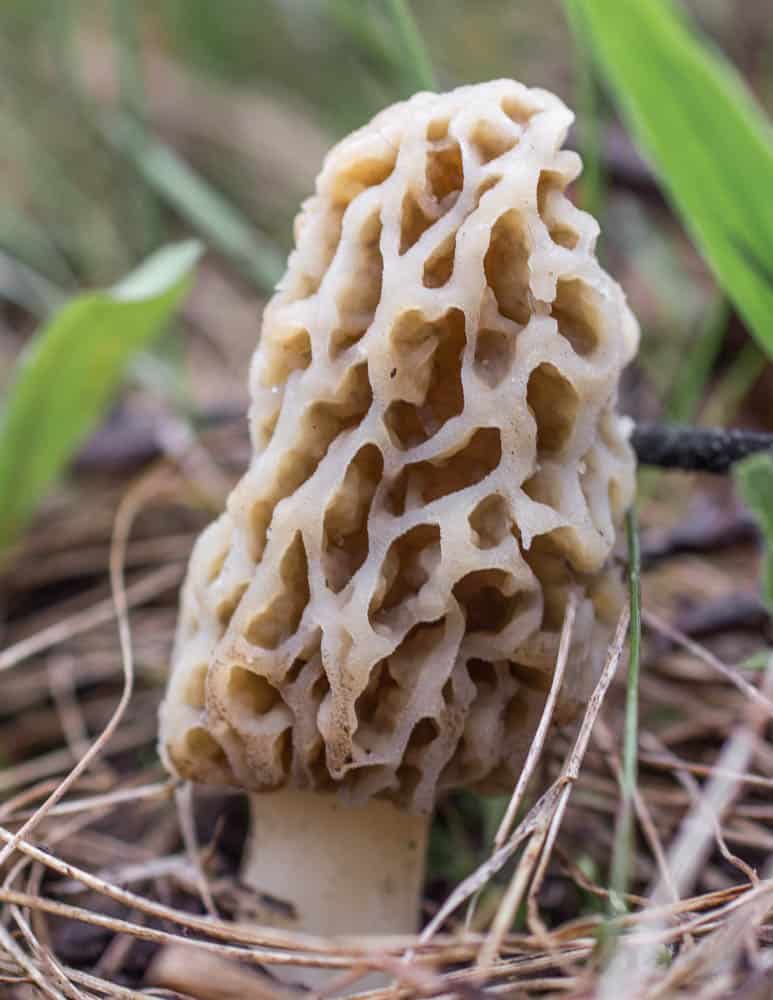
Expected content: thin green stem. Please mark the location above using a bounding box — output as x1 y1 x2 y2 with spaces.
384 0 436 94
609 506 641 910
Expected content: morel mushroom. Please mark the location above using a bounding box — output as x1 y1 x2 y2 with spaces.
159 79 639 937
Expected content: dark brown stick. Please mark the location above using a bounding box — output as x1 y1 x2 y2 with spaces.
631 424 773 474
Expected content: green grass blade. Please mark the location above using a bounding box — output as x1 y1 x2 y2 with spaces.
563 0 605 222
110 0 146 121
0 205 78 290
384 0 436 94
573 0 773 357
0 249 65 318
664 296 728 424
701 340 767 427
609 506 642 909
104 113 284 292
109 0 161 249
0 107 129 282
734 452 773 611
0 240 202 550
327 0 401 76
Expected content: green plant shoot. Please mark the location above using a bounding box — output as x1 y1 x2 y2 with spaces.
0 240 202 551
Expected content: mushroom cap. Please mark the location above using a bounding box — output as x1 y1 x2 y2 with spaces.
160 79 639 813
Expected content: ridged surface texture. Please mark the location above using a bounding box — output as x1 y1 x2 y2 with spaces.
160 79 639 812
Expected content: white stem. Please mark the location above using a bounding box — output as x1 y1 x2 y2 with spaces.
242 788 429 936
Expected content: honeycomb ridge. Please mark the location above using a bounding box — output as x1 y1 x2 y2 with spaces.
160 79 639 812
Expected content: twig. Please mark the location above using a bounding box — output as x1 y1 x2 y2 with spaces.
477 825 549 969
524 787 576 945
631 424 773 474
641 733 758 889
0 887 354 971
0 472 165 869
9 904 82 1000
0 825 417 959
465 590 578 927
1 780 174 825
46 655 96 766
634 750 773 791
419 783 566 945
494 590 578 848
0 921 67 1000
174 782 219 920
594 721 680 907
601 655 773 994
480 604 633 969
643 608 773 718
0 563 182 672
420 600 630 944
0 718 157 796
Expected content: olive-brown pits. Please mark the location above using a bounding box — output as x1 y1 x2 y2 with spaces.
160 79 639 813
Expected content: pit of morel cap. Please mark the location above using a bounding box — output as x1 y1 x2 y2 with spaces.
158 79 638 949
160 78 638 809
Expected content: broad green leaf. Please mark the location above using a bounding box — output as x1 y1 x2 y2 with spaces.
0 240 202 549
734 452 773 611
569 0 773 357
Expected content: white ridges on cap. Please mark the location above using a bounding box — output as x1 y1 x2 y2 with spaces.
160 78 639 813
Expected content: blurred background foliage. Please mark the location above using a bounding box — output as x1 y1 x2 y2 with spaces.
1 0 770 406
0 2 768 263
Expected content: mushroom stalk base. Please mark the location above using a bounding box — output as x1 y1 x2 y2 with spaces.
242 788 429 937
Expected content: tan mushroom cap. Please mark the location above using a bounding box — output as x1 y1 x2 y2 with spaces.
160 79 639 813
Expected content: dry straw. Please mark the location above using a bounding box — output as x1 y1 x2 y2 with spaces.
0 449 771 997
